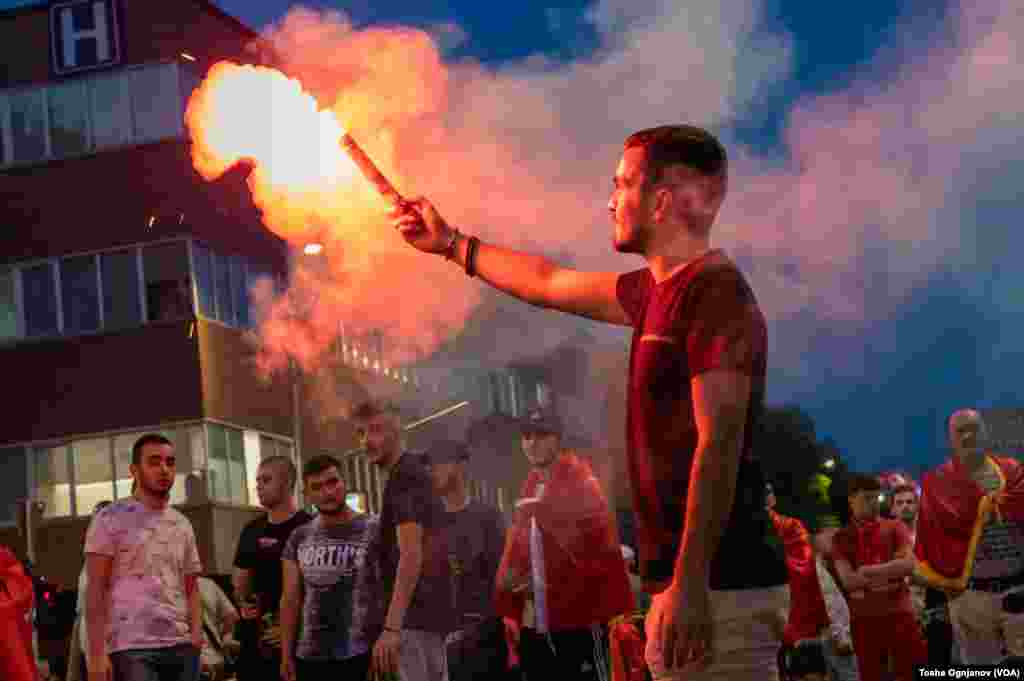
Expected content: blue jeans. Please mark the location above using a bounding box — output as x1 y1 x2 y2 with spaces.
110 644 200 681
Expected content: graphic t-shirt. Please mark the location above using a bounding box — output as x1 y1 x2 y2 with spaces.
233 510 313 617
84 499 202 653
366 452 451 634
443 501 505 626
282 514 378 661
972 467 1024 580
616 251 787 591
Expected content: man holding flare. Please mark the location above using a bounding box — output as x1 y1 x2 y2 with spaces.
390 125 788 680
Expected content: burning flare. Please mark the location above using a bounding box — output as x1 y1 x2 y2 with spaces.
186 61 358 191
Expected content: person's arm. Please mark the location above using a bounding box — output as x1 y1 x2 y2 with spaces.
674 370 750 587
231 567 255 604
85 554 113 668
186 574 202 649
279 559 302 674
860 528 915 583
834 557 870 592
393 198 630 325
216 584 240 638
385 521 425 631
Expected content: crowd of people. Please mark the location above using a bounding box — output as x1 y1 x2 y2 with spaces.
4 125 1024 681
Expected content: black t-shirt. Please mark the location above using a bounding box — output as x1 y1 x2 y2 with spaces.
367 452 451 633
443 501 506 625
616 251 787 590
233 510 313 614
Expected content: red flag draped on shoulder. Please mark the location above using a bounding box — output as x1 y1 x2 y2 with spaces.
0 546 36 681
915 455 1024 591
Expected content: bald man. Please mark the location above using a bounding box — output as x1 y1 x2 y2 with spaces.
914 409 1024 664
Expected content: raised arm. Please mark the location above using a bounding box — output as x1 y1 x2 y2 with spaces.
392 198 630 325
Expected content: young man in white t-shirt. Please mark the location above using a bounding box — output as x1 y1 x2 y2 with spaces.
85 433 203 681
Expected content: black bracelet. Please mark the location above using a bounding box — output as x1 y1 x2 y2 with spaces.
465 236 480 278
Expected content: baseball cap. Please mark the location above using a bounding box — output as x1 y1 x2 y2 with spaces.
423 440 470 465
520 406 561 435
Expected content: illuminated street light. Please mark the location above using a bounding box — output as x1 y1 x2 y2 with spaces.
823 458 836 470
303 243 324 256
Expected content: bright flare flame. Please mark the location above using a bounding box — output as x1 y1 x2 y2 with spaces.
186 61 359 196
303 243 324 256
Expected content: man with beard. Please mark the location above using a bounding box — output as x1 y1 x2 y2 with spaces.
232 456 312 681
354 401 451 681
495 407 633 681
279 455 377 681
85 434 203 681
393 125 788 679
423 440 507 681
915 408 1024 664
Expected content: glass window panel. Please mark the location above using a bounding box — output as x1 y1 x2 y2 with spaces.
9 88 46 163
192 242 215 319
22 262 58 337
243 431 260 506
160 427 192 506
179 63 202 108
0 268 18 339
60 255 100 334
132 64 182 142
48 81 90 157
35 446 71 518
227 428 246 504
113 433 135 499
142 241 192 323
207 423 230 502
0 447 28 525
214 252 235 325
90 73 133 148
101 250 142 329
232 257 248 328
73 438 113 515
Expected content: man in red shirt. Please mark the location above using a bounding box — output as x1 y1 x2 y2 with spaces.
832 474 926 681
394 124 788 679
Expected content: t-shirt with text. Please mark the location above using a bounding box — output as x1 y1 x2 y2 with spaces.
282 514 377 661
616 251 787 591
233 510 313 617
84 499 202 653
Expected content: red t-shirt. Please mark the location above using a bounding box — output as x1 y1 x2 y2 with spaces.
832 518 914 618
616 250 787 591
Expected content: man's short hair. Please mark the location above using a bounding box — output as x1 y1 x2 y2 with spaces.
351 400 401 424
303 454 342 481
891 484 917 498
624 125 728 186
132 433 173 466
847 473 882 496
261 455 298 491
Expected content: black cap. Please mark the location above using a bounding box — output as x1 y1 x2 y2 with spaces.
423 440 470 465
521 406 561 435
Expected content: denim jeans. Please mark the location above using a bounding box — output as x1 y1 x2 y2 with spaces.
110 643 200 681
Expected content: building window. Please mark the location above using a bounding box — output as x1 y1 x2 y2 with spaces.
192 242 216 319
9 88 46 164
214 252 236 326
101 249 143 329
232 256 249 328
60 254 101 334
142 241 192 322
0 447 28 526
22 262 59 337
89 72 133 149
0 269 18 339
132 63 182 143
48 80 90 157
73 438 114 514
207 423 248 505
34 445 72 519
